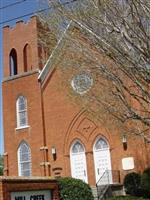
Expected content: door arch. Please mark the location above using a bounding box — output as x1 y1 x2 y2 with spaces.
70 140 88 183
93 137 112 184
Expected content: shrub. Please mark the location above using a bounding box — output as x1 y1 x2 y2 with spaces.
57 177 94 200
124 172 141 196
141 167 150 198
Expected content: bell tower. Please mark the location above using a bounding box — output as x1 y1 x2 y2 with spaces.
2 16 46 176
3 16 40 78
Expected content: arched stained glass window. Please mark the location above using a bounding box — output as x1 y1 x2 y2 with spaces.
94 138 108 150
9 48 18 76
18 142 32 176
72 141 84 153
16 96 28 128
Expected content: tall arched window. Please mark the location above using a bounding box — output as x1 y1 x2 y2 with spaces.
18 142 32 176
9 48 18 75
16 96 28 128
23 44 32 72
70 140 88 183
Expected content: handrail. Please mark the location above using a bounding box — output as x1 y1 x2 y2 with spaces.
96 170 121 186
96 170 121 200
96 170 108 187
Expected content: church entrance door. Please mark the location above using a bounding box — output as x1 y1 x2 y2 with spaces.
70 141 88 183
93 138 112 185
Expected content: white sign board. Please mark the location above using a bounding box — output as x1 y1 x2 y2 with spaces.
122 157 134 170
11 190 51 200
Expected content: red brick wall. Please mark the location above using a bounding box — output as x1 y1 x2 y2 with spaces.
42 68 149 185
2 17 49 177
41 29 149 185
2 72 45 176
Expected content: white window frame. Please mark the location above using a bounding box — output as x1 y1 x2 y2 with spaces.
18 142 32 176
16 96 28 128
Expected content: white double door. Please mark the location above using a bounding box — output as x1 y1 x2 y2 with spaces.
70 140 112 184
94 148 112 185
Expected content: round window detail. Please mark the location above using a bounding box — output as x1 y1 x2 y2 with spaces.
71 73 93 94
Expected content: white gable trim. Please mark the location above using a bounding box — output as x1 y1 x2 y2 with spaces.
38 21 72 83
38 20 114 84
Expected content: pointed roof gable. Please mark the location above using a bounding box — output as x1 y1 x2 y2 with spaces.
38 20 111 85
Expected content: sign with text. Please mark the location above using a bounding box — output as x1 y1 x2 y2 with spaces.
122 157 134 170
11 190 51 200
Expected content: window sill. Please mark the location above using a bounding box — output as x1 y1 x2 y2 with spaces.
15 125 30 131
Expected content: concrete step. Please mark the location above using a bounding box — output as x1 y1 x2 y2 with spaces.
91 186 98 200
111 184 125 196
94 184 124 200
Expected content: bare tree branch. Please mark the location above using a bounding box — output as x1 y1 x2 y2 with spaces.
38 0 150 142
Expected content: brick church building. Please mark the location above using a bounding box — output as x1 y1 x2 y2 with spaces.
2 16 150 186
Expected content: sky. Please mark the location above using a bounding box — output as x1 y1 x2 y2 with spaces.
0 0 39 154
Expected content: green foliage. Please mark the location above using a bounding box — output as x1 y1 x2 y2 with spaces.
141 168 150 198
0 155 3 175
124 172 141 196
57 177 94 200
141 167 150 190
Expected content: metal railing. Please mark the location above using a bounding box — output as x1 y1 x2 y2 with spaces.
96 170 121 200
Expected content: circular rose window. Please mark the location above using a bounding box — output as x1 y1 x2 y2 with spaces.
71 73 93 94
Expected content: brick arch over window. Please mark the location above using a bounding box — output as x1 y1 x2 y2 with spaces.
17 141 32 176
64 109 112 155
64 109 98 155
23 43 32 72
9 48 18 76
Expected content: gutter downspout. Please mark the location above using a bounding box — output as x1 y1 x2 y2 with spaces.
39 78 50 176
